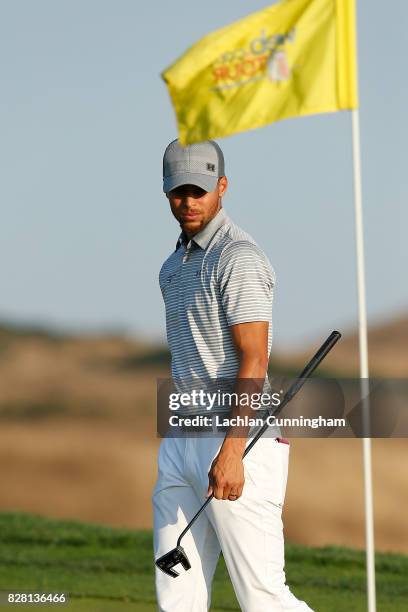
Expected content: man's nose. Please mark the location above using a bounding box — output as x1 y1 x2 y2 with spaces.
181 195 197 208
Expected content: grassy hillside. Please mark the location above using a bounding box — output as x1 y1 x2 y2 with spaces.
0 512 407 611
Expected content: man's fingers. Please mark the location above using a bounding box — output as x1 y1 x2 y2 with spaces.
206 471 214 498
226 477 245 501
210 482 243 501
208 458 245 501
222 485 231 501
224 483 242 501
227 489 239 501
234 482 244 500
213 484 225 500
213 475 227 500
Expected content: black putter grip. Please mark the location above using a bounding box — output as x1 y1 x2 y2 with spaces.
283 330 341 403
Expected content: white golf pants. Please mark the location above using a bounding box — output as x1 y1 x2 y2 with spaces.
153 431 313 612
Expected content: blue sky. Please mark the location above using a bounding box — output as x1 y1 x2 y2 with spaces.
0 0 407 349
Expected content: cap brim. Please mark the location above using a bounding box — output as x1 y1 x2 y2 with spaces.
163 173 218 194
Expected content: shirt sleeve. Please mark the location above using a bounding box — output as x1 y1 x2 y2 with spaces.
217 241 275 326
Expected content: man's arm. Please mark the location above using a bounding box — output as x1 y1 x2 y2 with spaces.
207 320 269 501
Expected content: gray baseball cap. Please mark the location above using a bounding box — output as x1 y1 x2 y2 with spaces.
163 139 225 194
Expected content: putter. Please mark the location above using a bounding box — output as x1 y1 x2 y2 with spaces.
155 330 341 577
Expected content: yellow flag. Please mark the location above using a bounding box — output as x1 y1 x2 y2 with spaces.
162 0 358 145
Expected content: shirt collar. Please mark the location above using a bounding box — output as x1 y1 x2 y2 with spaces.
176 208 228 251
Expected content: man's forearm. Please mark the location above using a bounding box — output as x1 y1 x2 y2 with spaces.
221 354 269 455
207 322 270 500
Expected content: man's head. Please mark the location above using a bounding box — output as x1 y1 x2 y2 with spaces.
163 139 228 238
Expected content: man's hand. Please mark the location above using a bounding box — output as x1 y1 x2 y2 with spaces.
207 441 245 501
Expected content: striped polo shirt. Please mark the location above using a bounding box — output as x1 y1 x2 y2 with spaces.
159 207 276 415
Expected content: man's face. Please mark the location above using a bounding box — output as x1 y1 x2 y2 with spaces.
166 176 228 238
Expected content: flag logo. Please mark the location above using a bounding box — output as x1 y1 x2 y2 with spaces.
211 28 295 91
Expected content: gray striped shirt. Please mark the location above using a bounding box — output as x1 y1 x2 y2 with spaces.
159 207 276 415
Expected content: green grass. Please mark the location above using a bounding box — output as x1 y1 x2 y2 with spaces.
0 512 406 611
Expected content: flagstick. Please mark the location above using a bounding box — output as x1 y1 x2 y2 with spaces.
351 108 376 612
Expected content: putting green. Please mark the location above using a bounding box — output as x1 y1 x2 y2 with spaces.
1 512 408 612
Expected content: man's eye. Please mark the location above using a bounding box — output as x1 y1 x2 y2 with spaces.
192 188 205 197
170 188 184 197
170 186 205 198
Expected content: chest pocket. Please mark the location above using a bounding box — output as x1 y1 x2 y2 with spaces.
182 264 206 312
160 267 181 303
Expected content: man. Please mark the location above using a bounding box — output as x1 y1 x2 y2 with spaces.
153 139 312 612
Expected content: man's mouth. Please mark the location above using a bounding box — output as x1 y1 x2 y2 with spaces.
182 212 200 221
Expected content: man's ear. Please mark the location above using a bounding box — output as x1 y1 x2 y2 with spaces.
218 176 228 197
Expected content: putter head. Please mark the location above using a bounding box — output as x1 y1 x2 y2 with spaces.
155 545 191 578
